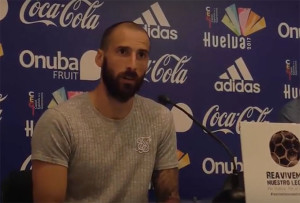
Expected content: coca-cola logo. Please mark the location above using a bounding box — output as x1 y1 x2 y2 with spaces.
20 155 32 171
20 0 103 29
145 54 191 84
203 105 273 135
0 94 8 121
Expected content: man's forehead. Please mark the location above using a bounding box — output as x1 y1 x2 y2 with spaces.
114 22 145 32
111 24 148 38
109 26 150 49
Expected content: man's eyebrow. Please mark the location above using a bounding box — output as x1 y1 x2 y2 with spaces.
116 46 129 49
116 46 149 53
138 49 149 53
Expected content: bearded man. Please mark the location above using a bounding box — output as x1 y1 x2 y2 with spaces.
31 21 179 203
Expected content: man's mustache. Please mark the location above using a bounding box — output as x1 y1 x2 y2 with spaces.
122 70 138 79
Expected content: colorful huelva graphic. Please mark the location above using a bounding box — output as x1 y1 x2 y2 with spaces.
177 149 190 169
222 4 266 36
0 43 3 57
48 87 83 108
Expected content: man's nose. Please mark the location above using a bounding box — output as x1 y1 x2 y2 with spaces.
127 54 137 70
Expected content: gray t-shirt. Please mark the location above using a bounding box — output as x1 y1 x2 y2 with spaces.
31 93 178 203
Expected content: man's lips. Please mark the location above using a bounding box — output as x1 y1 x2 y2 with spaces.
123 75 135 80
122 71 138 80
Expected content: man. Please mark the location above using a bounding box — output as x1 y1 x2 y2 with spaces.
31 21 179 203
278 97 300 123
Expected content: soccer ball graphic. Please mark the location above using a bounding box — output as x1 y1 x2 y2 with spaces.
269 130 300 167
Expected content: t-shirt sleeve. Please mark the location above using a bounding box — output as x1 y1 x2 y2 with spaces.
154 108 178 170
31 108 72 167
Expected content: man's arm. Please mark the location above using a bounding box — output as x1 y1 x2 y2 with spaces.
32 160 67 203
152 167 180 203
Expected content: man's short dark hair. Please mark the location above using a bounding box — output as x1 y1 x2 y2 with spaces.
99 21 149 50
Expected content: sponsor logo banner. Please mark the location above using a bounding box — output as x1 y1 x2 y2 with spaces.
278 22 300 39
214 57 261 94
145 54 191 84
20 0 103 30
203 105 272 135
134 2 178 40
28 91 44 117
0 94 8 121
203 4 267 50
19 49 100 81
222 4 266 37
0 0 8 21
283 84 300 100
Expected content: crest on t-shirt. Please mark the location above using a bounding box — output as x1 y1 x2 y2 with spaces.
135 136 151 153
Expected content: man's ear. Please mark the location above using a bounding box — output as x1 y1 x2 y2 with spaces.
95 49 104 67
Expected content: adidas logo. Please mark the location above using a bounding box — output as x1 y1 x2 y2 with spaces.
214 57 261 93
222 4 266 36
134 2 178 40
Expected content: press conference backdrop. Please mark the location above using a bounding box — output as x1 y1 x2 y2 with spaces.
0 0 299 200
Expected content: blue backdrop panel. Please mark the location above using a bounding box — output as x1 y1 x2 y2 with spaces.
0 0 299 201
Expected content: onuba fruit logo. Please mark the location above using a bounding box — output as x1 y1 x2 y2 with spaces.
269 130 300 167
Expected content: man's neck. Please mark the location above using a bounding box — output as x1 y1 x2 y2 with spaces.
88 84 134 120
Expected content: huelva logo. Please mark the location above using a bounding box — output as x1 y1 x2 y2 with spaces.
222 4 266 36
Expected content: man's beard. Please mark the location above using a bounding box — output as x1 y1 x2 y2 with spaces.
101 59 145 103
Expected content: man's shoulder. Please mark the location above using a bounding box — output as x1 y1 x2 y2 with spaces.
47 92 89 117
136 94 163 107
135 94 171 115
279 97 300 123
290 97 300 106
55 92 88 109
282 97 300 111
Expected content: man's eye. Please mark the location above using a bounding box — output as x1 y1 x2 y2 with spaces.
118 48 128 55
138 52 148 59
